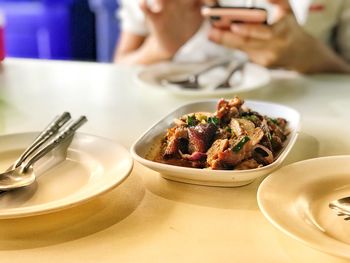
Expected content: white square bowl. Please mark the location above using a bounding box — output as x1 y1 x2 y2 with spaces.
131 100 300 187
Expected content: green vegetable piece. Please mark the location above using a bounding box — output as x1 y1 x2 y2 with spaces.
232 136 250 153
247 115 257 122
208 116 219 126
268 118 279 125
242 115 258 123
267 132 272 141
187 115 197 126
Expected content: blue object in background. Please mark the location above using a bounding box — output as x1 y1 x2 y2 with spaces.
0 0 72 59
70 0 96 61
89 0 119 62
0 0 96 61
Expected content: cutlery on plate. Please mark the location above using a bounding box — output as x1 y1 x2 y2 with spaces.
162 59 231 89
214 58 247 89
0 116 87 191
8 112 71 171
329 197 350 220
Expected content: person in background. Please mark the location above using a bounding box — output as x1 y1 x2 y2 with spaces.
115 0 226 64
114 0 350 74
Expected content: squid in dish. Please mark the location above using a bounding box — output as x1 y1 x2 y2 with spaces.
154 97 289 170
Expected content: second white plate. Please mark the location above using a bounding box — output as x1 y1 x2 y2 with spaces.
135 61 271 97
258 156 350 259
0 132 133 219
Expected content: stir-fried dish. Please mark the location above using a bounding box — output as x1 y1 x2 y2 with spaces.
154 97 289 170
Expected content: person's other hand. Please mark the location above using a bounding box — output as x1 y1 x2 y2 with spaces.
140 0 204 60
207 0 332 72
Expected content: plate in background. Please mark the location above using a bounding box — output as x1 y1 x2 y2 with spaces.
135 61 271 97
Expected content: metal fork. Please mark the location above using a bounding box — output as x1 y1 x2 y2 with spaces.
214 58 248 89
9 112 71 170
162 59 231 89
329 197 350 220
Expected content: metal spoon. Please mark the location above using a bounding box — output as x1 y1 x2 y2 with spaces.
0 112 71 195
0 116 87 191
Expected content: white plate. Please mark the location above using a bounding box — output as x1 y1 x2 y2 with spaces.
135 61 271 97
131 100 300 187
0 132 133 219
258 156 350 259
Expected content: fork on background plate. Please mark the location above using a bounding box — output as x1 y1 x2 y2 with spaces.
161 59 231 89
329 196 350 220
214 58 248 89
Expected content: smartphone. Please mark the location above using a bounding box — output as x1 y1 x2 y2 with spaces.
202 6 268 29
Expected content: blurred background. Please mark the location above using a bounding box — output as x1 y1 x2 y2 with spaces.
0 0 120 62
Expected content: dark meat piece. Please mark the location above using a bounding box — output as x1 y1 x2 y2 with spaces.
188 123 217 153
267 117 289 141
163 127 188 158
252 144 274 165
179 151 207 162
276 118 288 130
268 121 287 142
259 136 273 151
270 134 283 152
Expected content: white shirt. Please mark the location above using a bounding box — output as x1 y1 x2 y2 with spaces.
118 0 350 62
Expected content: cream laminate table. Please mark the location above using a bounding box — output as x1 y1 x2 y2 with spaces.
0 58 349 263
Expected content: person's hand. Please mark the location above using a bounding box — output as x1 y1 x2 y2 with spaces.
208 0 311 71
207 0 350 73
140 0 204 60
